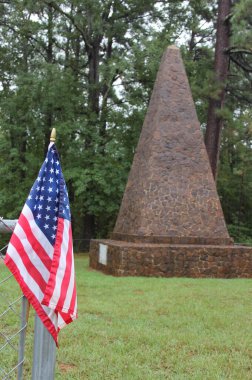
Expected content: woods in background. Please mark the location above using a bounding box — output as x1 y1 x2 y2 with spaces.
0 0 252 247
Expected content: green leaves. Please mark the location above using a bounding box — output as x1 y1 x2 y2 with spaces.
0 0 251 242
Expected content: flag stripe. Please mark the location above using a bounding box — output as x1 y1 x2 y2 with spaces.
9 235 48 292
5 250 58 343
19 211 52 270
51 219 70 307
13 222 50 282
69 282 77 317
22 204 54 260
62 254 76 314
55 223 73 311
42 218 65 308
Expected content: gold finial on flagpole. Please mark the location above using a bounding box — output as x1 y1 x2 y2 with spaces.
50 128 56 142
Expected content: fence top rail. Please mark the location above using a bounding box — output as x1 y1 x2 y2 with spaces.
0 218 17 234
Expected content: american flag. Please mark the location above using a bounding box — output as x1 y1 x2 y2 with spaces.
5 142 77 345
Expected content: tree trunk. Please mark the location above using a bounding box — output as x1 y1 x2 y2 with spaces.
87 41 100 117
82 214 96 250
204 0 231 180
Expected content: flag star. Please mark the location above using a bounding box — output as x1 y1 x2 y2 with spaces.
50 168 54 174
66 205 69 209
47 196 52 202
35 195 38 200
39 195 44 201
41 186 45 191
36 213 41 219
48 187 53 193
34 205 37 210
56 197 59 203
44 224 49 229
51 158 54 164
64 197 66 201
55 169 59 175
38 204 43 210
46 205 51 211
45 158 48 163
36 186 40 191
62 209 65 213
45 215 50 220
56 189 59 194
54 207 58 212
43 177 46 182
56 179 59 184
51 234 56 239
28 195 32 200
51 149 56 153
37 176 41 182
49 177 53 183
53 225 57 231
44 168 47 172
53 216 57 222
56 160 59 166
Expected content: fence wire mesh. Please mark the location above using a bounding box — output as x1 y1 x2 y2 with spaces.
0 218 32 380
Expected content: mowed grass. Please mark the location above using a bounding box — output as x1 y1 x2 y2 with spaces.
1 255 252 379
55 255 252 380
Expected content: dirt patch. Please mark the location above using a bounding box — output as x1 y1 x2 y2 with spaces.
133 289 144 295
59 363 77 373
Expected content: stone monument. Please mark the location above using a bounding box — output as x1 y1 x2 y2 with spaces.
89 46 252 278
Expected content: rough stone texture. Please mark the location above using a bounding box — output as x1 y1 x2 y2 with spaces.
90 240 252 278
112 45 231 243
111 232 231 245
89 46 252 278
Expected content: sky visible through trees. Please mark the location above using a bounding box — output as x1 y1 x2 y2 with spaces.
0 0 252 247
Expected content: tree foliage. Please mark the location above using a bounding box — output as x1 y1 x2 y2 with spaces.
0 0 252 246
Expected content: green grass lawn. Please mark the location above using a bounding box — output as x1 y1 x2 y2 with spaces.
2 255 252 379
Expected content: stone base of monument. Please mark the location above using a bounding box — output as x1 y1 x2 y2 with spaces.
89 239 252 278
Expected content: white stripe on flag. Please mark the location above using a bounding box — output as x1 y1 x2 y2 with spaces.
58 313 65 329
14 223 50 282
7 242 57 329
62 246 75 312
22 204 54 259
42 305 58 330
48 219 70 308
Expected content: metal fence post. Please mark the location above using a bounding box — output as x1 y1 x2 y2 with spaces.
17 296 29 380
0 217 31 380
31 314 56 380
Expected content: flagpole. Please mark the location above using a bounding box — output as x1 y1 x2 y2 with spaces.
31 129 57 380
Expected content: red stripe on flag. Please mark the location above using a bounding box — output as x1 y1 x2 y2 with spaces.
10 233 48 292
69 281 77 316
42 217 65 307
59 311 73 326
4 255 58 345
55 223 73 312
19 213 52 272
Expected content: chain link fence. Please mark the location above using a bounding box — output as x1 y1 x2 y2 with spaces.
0 219 89 380
0 218 32 380
73 238 90 252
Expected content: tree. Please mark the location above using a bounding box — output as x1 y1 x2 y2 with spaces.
1 0 252 246
204 0 231 180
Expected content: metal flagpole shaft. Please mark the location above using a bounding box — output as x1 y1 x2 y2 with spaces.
17 296 30 380
31 128 57 380
31 314 56 380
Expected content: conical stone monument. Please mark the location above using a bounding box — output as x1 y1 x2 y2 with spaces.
89 46 252 278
